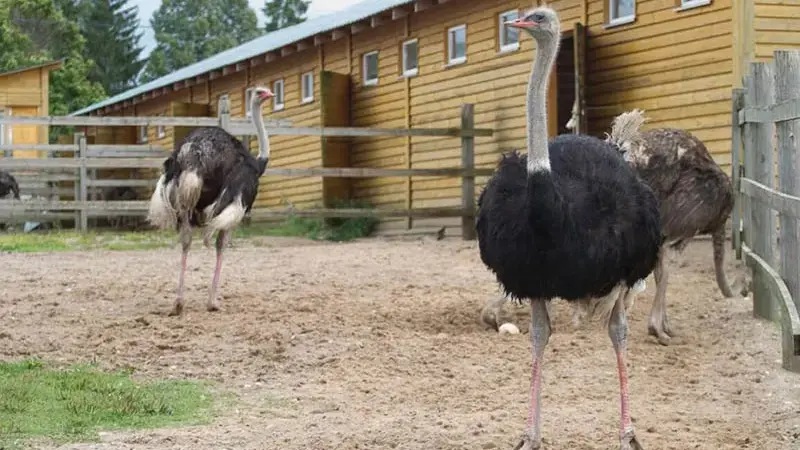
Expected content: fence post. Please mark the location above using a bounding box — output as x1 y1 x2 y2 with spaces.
460 103 476 240
775 50 800 316
745 62 779 321
78 135 88 232
72 132 84 231
218 95 231 132
731 88 745 258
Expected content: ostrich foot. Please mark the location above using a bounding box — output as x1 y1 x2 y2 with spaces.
620 430 643 450
169 300 184 316
647 311 674 345
206 298 220 312
512 432 541 450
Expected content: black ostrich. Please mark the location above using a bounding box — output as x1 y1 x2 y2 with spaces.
147 86 274 316
476 8 661 450
0 170 20 200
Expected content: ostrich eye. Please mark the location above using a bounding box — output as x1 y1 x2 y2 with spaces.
531 12 545 22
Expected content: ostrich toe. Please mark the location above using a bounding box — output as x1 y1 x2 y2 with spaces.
620 430 644 450
647 310 674 345
512 434 542 450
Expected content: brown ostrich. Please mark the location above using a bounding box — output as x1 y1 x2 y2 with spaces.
612 111 735 345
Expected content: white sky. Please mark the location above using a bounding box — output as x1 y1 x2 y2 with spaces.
130 0 366 56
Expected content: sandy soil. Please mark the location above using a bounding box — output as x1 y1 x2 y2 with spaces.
1 236 798 450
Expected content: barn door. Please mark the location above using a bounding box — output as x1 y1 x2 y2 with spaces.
572 22 588 134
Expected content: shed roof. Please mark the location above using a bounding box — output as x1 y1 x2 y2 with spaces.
0 59 63 78
70 0 415 116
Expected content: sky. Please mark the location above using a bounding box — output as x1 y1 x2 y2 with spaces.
130 0 366 57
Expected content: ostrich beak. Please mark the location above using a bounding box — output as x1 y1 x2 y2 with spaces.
506 17 536 29
258 90 275 100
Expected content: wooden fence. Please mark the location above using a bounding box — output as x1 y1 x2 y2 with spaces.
0 99 494 240
731 49 800 373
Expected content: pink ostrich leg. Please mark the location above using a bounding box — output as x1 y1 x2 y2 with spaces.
609 291 644 450
170 222 192 316
207 230 228 312
514 298 551 450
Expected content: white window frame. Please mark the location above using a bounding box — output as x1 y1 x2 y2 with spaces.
272 79 285 111
244 87 255 117
447 24 467 66
401 39 419 77
363 51 379 86
498 10 520 53
608 0 636 26
156 113 166 139
138 124 148 143
0 108 10 158
301 71 314 103
678 0 711 10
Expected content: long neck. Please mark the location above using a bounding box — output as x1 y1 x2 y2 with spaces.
251 97 270 163
526 36 559 174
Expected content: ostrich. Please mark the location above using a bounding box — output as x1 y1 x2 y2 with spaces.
0 170 20 200
476 8 661 450
611 117 735 345
147 86 274 316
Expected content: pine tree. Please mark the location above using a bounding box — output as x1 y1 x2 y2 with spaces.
141 0 260 82
79 0 146 95
262 0 310 33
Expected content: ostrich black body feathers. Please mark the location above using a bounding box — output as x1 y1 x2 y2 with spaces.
162 127 266 228
476 134 662 302
0 170 20 200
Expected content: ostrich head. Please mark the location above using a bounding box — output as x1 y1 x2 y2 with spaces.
505 7 561 41
252 86 274 104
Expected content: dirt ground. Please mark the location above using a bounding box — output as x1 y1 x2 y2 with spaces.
1 236 798 450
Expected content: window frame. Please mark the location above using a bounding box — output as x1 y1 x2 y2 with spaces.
244 87 255 117
138 123 148 144
363 50 379 86
447 24 467 66
0 108 10 158
498 10 520 53
156 113 166 139
272 79 285 111
677 0 711 10
401 39 419 77
301 71 314 103
607 0 636 26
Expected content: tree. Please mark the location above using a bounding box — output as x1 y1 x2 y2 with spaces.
262 0 310 32
0 0 105 132
79 0 146 95
141 0 260 82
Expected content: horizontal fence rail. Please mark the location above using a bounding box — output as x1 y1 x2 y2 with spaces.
0 101 490 240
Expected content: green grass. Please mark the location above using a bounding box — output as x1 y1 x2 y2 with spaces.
0 230 175 253
0 360 213 448
239 200 378 242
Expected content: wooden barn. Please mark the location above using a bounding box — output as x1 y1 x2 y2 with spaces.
0 60 62 159
71 0 800 234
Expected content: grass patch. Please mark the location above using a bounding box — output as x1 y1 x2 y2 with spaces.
0 230 175 253
239 200 379 242
0 360 212 448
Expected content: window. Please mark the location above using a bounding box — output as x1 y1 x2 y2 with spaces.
499 10 520 52
0 109 10 158
244 87 255 117
608 0 635 25
138 125 148 143
272 79 285 111
363 51 379 86
678 0 710 9
301 71 314 103
156 113 166 139
402 39 419 77
447 25 467 65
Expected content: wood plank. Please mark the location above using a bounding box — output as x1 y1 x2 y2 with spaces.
249 206 467 219
740 177 800 219
460 104 476 240
741 243 800 373
739 98 800 124
774 49 800 316
0 115 291 127
731 88 745 256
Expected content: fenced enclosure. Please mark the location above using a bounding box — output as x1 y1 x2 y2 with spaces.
0 99 494 239
731 49 800 373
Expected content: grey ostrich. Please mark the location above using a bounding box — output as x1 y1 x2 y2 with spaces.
476 7 660 450
147 86 274 316
612 114 735 345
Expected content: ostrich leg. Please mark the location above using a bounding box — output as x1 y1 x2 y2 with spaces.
610 289 644 450
514 298 550 450
207 230 228 312
647 245 672 345
170 220 192 316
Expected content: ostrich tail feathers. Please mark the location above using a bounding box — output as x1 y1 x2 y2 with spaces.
605 109 647 156
147 175 177 230
176 171 203 212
